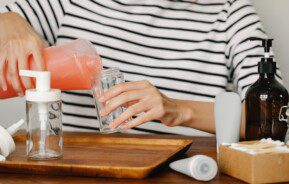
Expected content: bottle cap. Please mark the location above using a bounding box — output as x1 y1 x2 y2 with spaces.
190 155 218 181
0 155 5 161
0 126 15 157
169 155 218 181
258 58 276 74
0 119 25 158
19 70 61 102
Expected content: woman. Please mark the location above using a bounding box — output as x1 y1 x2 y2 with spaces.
0 0 281 135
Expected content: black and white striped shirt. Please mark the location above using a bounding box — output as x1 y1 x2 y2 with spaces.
1 0 281 135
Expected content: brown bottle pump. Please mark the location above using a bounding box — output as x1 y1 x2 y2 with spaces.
245 39 289 141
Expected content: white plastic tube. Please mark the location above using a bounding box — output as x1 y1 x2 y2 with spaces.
214 92 242 154
169 155 218 181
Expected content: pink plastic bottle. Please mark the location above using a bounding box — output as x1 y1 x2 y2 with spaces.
0 39 102 99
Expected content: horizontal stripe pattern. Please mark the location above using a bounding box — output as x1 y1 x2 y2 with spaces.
1 0 280 136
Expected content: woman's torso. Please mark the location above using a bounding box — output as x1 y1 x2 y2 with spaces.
57 0 229 134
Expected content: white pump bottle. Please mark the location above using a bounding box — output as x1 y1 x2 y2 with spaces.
19 70 61 158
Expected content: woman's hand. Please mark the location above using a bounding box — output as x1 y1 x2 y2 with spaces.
99 80 193 129
0 12 47 95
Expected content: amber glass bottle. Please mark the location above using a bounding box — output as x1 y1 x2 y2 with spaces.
245 39 288 141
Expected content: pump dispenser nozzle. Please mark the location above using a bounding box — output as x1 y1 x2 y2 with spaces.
19 70 52 126
20 70 51 130
20 70 51 92
250 38 273 58
260 38 273 53
250 38 276 74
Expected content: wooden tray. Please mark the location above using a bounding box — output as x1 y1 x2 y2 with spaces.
0 132 192 179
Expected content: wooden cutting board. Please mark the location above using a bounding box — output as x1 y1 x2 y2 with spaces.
0 132 192 179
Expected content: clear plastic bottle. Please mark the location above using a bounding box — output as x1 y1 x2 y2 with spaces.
26 100 62 160
20 70 62 160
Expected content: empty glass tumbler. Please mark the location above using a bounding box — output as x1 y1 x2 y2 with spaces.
92 68 126 133
26 101 62 160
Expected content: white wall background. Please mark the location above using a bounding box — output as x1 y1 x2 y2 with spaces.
252 0 289 90
0 0 289 128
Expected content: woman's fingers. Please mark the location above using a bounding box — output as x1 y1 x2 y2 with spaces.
32 45 45 71
120 110 155 130
109 101 151 129
7 53 23 96
101 81 164 129
0 54 7 91
100 80 152 103
0 12 46 95
100 89 146 116
18 52 32 89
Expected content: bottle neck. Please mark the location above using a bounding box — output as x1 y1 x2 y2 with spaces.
260 73 275 79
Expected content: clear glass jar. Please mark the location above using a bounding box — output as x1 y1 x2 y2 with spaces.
92 68 126 133
26 100 62 160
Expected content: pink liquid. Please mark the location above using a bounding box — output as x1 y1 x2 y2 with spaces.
0 39 102 99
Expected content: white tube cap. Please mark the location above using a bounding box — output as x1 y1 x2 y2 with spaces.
0 155 5 161
0 119 25 158
169 155 218 181
0 126 15 157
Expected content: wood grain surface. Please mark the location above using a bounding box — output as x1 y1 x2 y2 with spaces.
0 132 192 179
0 132 248 184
